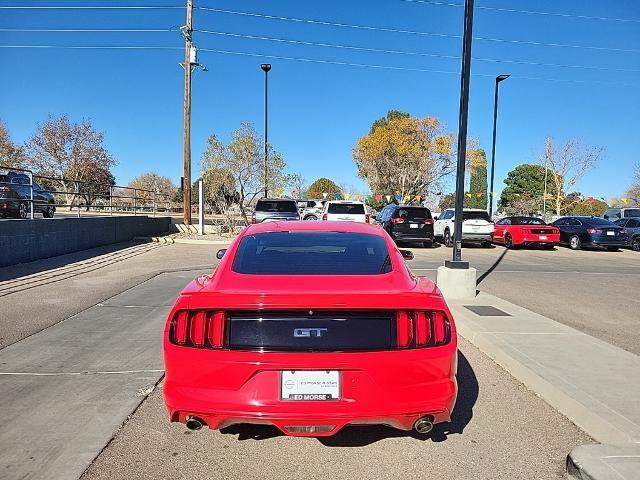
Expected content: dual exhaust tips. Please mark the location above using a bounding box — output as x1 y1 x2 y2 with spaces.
186 414 434 434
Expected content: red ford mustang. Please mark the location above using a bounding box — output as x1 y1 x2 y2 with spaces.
163 221 457 437
493 216 560 249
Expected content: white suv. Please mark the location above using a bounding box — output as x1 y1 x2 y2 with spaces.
322 201 369 223
434 208 494 247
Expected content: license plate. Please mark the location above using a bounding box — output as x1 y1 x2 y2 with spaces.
281 370 340 401
472 226 479 231
607 231 615 236
410 223 419 229
539 235 547 240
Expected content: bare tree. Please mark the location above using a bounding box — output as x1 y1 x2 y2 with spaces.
539 137 602 215
201 123 288 225
626 162 640 199
24 114 116 209
128 172 177 207
288 172 306 198
0 120 25 168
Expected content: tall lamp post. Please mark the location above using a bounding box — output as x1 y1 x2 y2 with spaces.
488 74 510 219
446 0 475 269
261 63 271 198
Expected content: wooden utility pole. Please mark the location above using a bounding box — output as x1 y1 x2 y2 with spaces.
182 0 193 224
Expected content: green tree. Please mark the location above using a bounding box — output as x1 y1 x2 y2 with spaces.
370 110 411 134
306 177 342 199
566 195 608 216
499 164 558 212
438 193 456 211
467 149 487 209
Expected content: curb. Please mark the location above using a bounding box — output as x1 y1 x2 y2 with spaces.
133 236 231 245
566 444 640 480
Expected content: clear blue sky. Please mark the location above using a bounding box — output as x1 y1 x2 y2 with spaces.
1 0 639 202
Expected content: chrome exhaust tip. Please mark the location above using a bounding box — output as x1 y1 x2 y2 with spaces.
414 415 434 434
185 416 206 431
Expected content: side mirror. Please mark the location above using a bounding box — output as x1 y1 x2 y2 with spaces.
216 248 227 260
399 249 414 261
433 216 438 221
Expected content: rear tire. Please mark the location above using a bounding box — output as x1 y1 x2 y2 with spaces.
303 214 317 221
481 241 492 248
18 202 28 219
422 241 432 248
504 234 514 249
606 246 619 252
569 235 581 250
443 229 452 247
632 236 640 252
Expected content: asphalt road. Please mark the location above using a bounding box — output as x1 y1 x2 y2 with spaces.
405 243 640 355
81 337 589 480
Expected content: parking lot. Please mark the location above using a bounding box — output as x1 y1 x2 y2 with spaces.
1 239 638 479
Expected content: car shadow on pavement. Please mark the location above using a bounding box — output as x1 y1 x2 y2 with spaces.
220 351 479 447
476 247 508 286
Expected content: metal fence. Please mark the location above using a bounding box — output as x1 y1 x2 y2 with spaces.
0 165 173 220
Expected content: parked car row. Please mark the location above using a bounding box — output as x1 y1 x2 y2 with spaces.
248 198 639 253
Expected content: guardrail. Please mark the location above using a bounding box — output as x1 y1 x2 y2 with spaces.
0 165 173 220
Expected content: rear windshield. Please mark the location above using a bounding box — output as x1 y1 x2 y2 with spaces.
327 203 366 215
232 232 391 275
585 218 617 226
395 207 431 221
625 209 640 217
255 200 298 213
511 217 545 225
463 211 490 221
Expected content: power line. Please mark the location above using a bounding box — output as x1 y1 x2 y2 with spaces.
401 0 640 24
0 5 182 9
196 7 640 54
196 29 640 74
0 28 174 33
0 43 634 86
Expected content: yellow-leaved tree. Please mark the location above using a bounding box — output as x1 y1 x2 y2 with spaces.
352 111 455 199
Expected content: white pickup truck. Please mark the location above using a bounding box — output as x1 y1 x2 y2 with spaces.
433 208 494 247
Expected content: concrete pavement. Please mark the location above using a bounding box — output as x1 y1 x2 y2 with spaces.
0 269 205 480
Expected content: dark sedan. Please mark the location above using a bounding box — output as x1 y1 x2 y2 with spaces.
551 216 627 251
614 218 640 252
377 204 434 247
0 172 56 219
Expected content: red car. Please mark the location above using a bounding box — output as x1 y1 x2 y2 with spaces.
493 216 560 249
163 221 457 437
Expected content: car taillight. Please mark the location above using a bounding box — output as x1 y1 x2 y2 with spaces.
424 218 434 225
251 214 256 224
365 214 370 223
396 310 451 348
396 311 413 348
391 218 405 224
322 213 328 221
170 310 226 348
586 228 602 234
0 186 10 192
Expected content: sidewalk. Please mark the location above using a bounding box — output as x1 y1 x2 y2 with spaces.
446 291 640 479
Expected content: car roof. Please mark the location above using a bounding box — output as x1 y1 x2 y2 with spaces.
396 204 428 208
257 198 296 202
243 220 385 236
326 200 364 204
445 208 487 212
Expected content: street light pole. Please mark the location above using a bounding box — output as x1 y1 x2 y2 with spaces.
261 63 271 198
446 0 475 269
488 74 510 219
182 0 193 225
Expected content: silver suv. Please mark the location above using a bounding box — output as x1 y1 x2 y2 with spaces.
252 198 300 223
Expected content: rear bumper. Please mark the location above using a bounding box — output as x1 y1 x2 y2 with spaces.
520 234 560 245
391 232 434 242
164 346 457 437
461 232 493 242
587 234 627 246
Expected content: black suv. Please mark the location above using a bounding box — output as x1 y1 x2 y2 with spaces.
377 204 434 247
0 172 56 219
